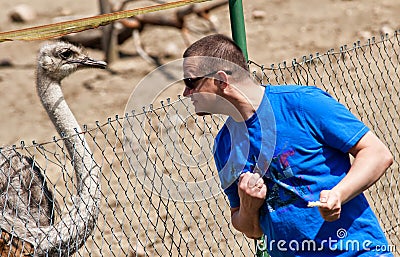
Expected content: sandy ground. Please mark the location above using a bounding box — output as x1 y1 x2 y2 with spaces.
1 1 400 256
1 0 400 146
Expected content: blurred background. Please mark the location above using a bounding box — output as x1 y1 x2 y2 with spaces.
0 0 399 146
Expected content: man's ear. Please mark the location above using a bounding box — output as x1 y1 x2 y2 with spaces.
214 70 229 89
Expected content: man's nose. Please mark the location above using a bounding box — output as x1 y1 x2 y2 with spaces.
183 87 192 97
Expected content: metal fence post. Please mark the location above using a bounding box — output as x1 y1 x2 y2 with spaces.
229 1 271 256
229 0 248 60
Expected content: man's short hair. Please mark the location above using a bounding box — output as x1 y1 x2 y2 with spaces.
183 34 249 72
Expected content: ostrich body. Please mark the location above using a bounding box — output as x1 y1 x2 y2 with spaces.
0 42 106 256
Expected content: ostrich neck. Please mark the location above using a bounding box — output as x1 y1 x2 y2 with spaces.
32 68 100 256
37 70 91 180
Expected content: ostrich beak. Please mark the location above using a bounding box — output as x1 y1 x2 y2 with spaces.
80 57 107 69
68 57 107 69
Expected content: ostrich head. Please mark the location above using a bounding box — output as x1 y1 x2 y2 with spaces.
37 41 107 81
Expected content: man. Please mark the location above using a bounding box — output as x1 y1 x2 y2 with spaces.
182 34 393 256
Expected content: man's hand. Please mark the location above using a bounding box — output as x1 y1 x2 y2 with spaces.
230 172 267 239
238 172 267 214
318 190 342 221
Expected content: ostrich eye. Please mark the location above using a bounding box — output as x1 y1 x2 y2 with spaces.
59 49 74 60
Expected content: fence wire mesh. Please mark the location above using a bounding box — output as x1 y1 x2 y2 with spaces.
0 32 399 256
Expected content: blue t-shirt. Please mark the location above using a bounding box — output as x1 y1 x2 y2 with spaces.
213 85 392 257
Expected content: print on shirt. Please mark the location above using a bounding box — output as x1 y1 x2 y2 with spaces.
257 148 311 212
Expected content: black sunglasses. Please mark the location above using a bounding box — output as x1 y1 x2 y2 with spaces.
184 70 232 90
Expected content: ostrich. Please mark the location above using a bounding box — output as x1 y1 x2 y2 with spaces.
0 41 106 256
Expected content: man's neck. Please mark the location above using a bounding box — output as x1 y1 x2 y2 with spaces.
228 82 265 122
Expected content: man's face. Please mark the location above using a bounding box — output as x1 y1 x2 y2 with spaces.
182 59 220 116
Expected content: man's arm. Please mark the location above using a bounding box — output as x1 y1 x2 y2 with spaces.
230 172 266 239
318 131 393 221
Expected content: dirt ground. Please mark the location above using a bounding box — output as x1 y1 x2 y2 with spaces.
1 0 400 146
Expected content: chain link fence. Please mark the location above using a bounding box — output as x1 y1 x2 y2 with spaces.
1 32 399 256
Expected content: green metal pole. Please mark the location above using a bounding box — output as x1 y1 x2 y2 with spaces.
229 0 248 61
229 2 270 256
